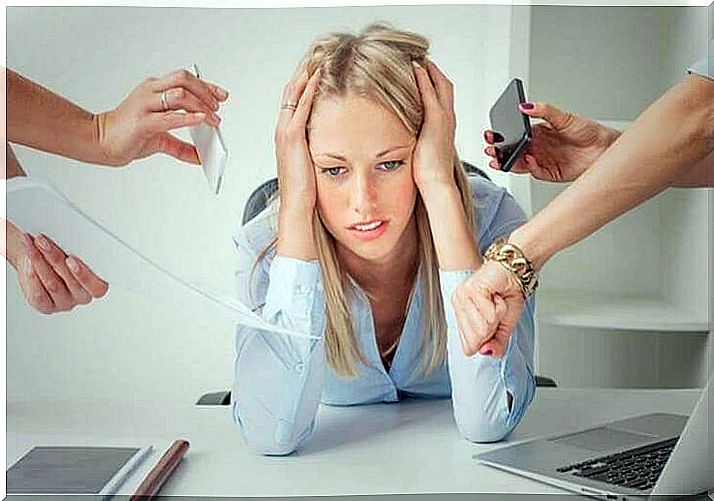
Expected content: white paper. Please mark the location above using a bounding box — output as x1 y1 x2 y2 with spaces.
5 175 318 340
190 121 228 195
188 63 228 195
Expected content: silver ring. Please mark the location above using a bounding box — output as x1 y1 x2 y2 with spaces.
160 90 169 111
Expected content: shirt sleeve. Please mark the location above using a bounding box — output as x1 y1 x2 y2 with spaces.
686 53 713 80
231 223 327 455
440 188 536 443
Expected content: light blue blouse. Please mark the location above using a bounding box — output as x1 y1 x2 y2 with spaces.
231 176 536 455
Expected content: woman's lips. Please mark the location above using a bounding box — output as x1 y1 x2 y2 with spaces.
348 220 389 241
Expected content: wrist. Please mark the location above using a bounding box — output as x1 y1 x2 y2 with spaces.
484 237 539 298
418 177 459 207
93 111 126 167
277 206 317 260
507 225 551 272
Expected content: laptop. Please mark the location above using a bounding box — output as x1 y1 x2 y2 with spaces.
474 375 712 500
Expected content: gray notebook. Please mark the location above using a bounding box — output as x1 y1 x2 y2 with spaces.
6 445 152 494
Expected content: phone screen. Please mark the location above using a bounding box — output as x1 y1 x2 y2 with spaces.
488 78 531 172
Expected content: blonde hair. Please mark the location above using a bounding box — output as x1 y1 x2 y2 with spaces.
253 23 476 377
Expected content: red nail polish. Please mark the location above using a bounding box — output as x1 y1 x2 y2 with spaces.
482 349 493 356
520 102 535 110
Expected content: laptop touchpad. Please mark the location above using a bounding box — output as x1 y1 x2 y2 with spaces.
550 427 654 453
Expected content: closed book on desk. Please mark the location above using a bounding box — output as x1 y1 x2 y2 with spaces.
6 440 188 497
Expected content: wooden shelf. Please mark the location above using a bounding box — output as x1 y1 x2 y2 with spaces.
537 291 710 332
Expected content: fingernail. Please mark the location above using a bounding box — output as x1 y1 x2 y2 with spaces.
24 256 33 277
216 87 229 100
66 256 79 273
482 349 493 356
411 60 422 69
37 235 51 252
195 112 206 120
519 102 535 110
21 233 33 250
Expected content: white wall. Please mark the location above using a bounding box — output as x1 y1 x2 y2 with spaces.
6 5 520 403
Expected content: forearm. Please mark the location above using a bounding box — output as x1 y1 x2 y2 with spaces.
6 68 107 164
232 253 326 454
420 182 481 271
440 270 536 442
670 150 713 187
511 74 714 269
232 330 325 455
276 203 317 261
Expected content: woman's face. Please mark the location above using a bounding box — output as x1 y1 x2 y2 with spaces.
308 94 417 265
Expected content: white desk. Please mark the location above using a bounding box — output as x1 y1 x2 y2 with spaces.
6 388 702 497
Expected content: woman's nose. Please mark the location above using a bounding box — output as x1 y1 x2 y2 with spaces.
352 173 378 215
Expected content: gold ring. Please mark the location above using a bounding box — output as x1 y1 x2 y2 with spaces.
281 102 297 111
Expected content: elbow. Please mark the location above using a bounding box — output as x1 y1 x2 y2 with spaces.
232 404 305 456
248 438 299 457
455 417 511 444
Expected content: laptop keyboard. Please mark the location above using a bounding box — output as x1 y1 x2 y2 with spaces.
556 437 679 491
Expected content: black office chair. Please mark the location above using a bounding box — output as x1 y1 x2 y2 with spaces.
197 161 555 405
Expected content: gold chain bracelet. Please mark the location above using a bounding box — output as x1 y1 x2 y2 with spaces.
483 237 539 298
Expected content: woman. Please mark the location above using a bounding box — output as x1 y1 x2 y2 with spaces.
232 24 536 455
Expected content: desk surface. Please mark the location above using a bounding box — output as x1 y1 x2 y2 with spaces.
6 388 702 497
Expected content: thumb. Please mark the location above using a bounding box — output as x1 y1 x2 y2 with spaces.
519 102 573 131
156 132 201 165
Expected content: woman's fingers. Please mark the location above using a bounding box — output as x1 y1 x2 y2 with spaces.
277 67 311 133
157 87 221 127
452 282 501 356
425 61 455 125
145 111 208 135
484 130 505 144
66 256 109 299
291 69 321 128
412 61 439 115
452 286 489 356
18 256 54 314
34 234 91 305
21 234 75 311
518 101 574 131
155 69 220 112
155 132 201 165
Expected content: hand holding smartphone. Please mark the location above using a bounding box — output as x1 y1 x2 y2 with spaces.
488 78 531 172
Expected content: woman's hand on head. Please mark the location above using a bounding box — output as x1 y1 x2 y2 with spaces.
484 102 620 183
274 65 322 215
4 220 108 314
451 260 524 358
411 61 458 195
96 68 229 166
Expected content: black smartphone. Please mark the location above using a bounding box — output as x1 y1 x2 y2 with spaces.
488 78 531 172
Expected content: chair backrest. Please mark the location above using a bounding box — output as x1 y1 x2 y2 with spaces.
241 161 490 226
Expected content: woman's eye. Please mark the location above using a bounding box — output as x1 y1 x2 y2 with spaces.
322 167 345 177
379 160 404 171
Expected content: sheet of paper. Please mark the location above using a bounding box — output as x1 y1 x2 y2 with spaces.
5 175 318 340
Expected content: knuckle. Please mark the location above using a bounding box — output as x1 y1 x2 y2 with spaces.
176 69 191 81
45 279 61 293
31 291 46 306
